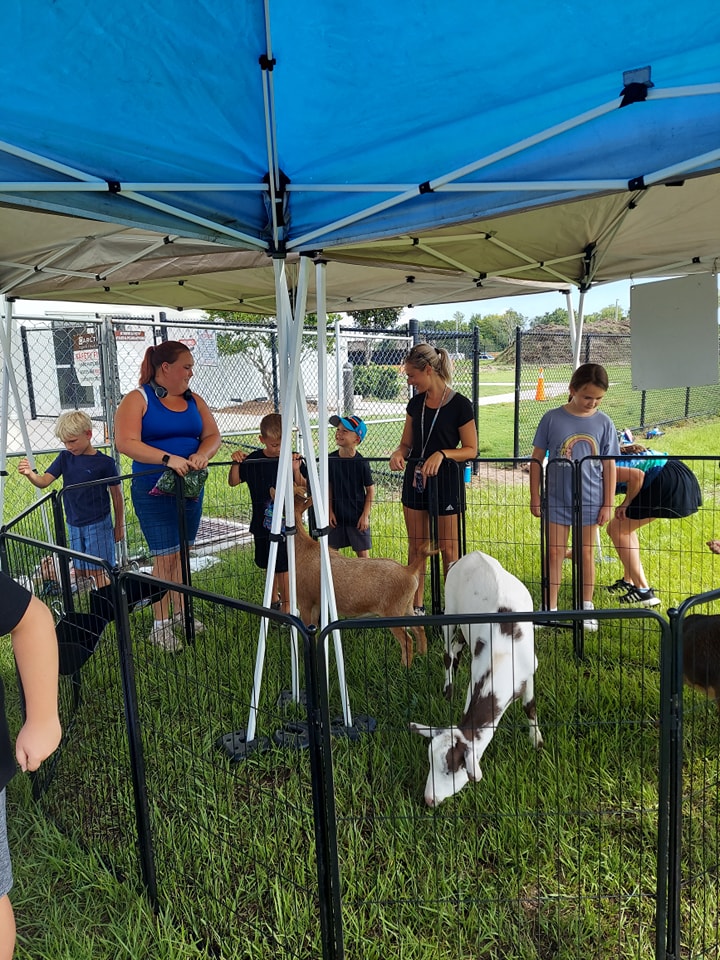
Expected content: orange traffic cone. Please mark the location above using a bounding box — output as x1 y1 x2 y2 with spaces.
535 367 546 402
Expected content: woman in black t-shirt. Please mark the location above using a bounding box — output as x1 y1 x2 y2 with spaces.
389 344 477 613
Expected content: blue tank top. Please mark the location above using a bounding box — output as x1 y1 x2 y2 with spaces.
131 386 204 479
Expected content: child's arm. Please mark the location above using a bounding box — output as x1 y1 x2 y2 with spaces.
228 450 247 487
598 458 617 526
110 483 125 542
357 482 375 531
529 446 545 517
12 596 61 772
613 466 645 516
18 458 56 490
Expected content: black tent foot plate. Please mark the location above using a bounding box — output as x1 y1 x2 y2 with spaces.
273 721 310 750
216 729 272 761
331 713 377 740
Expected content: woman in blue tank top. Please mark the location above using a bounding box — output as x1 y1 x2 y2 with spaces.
115 340 221 651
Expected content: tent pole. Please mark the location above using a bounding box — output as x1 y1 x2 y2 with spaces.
245 258 311 742
0 297 11 522
0 297 52 538
314 260 351 726
572 291 586 370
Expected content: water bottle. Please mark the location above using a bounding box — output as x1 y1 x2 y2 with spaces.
464 463 472 484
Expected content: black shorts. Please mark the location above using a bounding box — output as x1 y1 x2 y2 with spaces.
400 459 465 515
625 460 702 520
328 524 372 553
253 533 289 573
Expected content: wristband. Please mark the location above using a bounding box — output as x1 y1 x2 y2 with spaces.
439 450 447 460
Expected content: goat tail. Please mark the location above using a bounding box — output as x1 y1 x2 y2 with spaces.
409 541 439 574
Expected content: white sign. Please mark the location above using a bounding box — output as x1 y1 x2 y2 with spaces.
74 348 101 387
194 329 219 366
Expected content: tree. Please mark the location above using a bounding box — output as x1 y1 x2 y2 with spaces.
347 307 403 329
204 309 339 399
530 307 570 328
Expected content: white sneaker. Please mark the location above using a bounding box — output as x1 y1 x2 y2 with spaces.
149 621 183 652
584 618 598 632
172 611 205 634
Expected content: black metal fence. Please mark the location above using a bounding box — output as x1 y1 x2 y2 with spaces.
2 458 720 958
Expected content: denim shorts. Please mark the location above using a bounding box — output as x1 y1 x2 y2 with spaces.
0 790 12 898
68 515 116 570
132 474 204 557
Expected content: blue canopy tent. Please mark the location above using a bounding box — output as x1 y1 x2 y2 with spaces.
2 0 720 737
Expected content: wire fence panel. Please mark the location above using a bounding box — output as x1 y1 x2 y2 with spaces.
318 610 671 960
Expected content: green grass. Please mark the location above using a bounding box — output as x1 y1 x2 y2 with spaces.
3 418 720 958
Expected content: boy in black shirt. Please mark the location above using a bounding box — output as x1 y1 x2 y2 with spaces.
229 413 304 612
327 415 374 558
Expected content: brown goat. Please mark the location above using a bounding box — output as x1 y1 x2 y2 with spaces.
292 487 434 667
682 614 720 712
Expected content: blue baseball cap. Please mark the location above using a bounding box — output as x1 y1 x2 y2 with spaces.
329 414 367 442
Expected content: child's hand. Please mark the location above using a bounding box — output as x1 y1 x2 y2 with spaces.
231 450 247 463
114 521 125 542
529 500 542 518
357 511 370 532
18 457 34 476
15 715 62 772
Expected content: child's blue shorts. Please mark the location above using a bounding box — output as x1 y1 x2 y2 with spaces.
68 515 116 570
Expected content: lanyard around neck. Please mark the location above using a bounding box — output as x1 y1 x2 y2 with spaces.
420 385 447 458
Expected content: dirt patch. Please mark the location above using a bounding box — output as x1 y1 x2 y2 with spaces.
216 399 318 415
470 462 530 486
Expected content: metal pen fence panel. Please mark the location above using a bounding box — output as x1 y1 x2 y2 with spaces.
119 572 323 958
0 524 143 890
669 594 720 960
317 609 672 960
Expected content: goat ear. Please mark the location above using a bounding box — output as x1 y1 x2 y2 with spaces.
464 743 483 782
409 722 440 739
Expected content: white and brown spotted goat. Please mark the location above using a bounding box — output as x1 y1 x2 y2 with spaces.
411 551 543 805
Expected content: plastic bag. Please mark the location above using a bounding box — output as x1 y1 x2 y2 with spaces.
149 467 208 500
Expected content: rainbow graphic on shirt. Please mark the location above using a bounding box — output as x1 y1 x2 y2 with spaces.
559 434 600 459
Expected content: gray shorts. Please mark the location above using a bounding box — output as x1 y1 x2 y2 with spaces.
0 790 12 898
328 524 372 554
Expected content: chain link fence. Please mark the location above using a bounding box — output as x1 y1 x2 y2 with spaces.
4 312 720 524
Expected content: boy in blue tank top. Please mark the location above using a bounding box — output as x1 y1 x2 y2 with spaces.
18 411 124 589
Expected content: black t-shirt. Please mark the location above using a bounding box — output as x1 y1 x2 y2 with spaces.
406 390 474 459
239 450 286 536
0 571 33 790
328 451 374 525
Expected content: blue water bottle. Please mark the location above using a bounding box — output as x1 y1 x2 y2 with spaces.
464 463 472 484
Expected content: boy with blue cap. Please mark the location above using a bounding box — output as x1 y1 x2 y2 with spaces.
328 415 374 557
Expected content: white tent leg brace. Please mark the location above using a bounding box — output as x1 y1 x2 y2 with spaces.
244 258 351 741
0 297 54 541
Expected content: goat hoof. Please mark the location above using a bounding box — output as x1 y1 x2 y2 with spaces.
443 684 453 701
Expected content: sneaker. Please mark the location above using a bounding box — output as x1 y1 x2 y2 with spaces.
607 578 633 593
413 606 426 617
172 611 206 634
149 621 183 652
619 586 660 607
584 618 598 632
